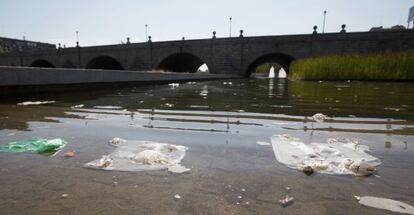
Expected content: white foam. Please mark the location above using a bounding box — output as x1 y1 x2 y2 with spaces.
17 101 55 106
271 134 381 175
356 196 414 214
84 140 189 173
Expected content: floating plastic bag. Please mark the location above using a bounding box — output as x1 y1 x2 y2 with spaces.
271 134 381 175
0 138 67 154
84 139 190 173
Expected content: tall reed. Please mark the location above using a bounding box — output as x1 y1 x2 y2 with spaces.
289 52 414 81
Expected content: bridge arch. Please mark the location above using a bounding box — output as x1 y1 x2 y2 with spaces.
157 52 208 73
30 59 55 68
86 56 124 70
246 53 294 78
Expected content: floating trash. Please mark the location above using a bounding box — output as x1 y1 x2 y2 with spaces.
17 101 55 106
93 106 122 109
174 194 181 200
165 103 174 108
256 141 271 146
0 138 67 154
312 113 327 122
71 104 84 108
271 134 381 176
84 139 190 173
355 196 414 214
279 195 294 207
168 83 179 87
109 137 126 146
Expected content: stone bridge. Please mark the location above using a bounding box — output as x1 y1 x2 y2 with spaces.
1 30 413 77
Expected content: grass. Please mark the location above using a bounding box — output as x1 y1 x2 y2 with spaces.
289 52 414 81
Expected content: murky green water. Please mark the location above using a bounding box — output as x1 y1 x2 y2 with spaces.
0 79 413 214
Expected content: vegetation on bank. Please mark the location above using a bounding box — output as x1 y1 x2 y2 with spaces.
289 52 414 81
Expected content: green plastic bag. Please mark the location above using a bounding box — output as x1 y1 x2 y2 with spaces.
0 138 67 154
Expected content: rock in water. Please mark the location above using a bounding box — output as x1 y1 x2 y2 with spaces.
303 166 314 176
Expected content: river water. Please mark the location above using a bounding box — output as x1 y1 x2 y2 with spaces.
0 79 413 214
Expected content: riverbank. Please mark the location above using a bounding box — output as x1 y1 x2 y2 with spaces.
289 52 414 81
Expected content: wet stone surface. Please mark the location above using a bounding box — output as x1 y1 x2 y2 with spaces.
0 79 413 214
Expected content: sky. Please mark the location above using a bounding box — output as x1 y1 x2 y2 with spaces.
0 0 413 47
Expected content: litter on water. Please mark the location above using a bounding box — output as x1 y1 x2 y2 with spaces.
174 194 181 200
17 101 55 106
256 141 271 146
0 138 67 154
279 195 294 207
168 83 179 87
109 137 126 146
84 139 190 173
271 134 380 176
93 106 122 109
71 104 84 108
355 196 414 214
312 113 328 122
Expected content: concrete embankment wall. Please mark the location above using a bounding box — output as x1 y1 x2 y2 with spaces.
0 66 238 86
0 66 239 98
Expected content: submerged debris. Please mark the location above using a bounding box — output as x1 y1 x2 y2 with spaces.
355 196 414 214
17 101 55 106
109 137 126 146
63 150 76 158
279 195 294 207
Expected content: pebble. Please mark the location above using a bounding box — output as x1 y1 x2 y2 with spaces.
303 166 314 176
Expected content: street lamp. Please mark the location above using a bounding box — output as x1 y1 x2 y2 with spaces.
145 24 148 42
75 31 79 46
322 10 327 33
229 17 232 37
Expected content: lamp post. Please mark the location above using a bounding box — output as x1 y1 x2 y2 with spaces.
145 24 148 42
76 30 79 46
322 10 327 33
229 17 232 37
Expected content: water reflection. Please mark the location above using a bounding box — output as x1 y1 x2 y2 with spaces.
0 79 413 135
